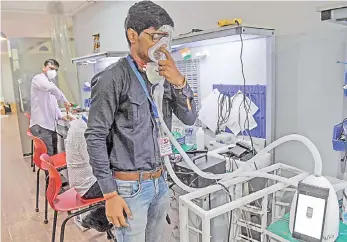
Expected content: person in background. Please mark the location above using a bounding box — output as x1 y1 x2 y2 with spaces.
65 118 112 232
85 1 197 242
30 59 72 155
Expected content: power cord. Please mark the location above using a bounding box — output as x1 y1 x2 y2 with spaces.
217 182 253 242
217 93 231 131
235 20 255 155
217 182 233 242
217 93 235 131
217 92 242 133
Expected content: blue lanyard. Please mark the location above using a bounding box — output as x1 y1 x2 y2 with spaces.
126 55 160 120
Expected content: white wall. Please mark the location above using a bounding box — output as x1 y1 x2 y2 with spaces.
1 53 15 103
73 1 344 56
1 12 73 38
275 31 346 176
73 1 347 177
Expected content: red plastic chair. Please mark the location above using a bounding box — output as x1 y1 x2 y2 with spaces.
24 112 35 171
27 131 67 224
40 154 116 242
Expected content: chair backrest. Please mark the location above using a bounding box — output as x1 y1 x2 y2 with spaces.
27 131 47 169
24 113 31 133
40 154 62 210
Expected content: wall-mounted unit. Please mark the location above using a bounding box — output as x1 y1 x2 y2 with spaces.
318 3 347 26
170 25 275 145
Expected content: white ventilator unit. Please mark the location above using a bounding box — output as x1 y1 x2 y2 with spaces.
289 176 339 242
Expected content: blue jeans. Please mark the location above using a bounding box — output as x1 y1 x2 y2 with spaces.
114 174 169 242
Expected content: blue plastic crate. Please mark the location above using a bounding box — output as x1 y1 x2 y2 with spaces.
333 121 347 151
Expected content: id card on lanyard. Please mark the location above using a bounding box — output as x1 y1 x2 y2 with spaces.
126 55 172 157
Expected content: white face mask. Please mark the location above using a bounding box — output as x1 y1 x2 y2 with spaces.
46 70 57 80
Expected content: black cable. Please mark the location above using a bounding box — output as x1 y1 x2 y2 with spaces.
217 90 242 133
169 183 176 189
209 194 212 210
217 182 232 242
254 162 258 170
217 93 233 132
235 20 255 154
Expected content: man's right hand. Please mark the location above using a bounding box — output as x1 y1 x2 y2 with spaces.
105 194 132 227
64 102 71 110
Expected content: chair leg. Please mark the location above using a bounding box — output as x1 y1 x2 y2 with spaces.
35 168 40 212
106 230 116 241
30 140 34 167
44 172 49 224
32 140 35 172
59 217 70 242
51 211 58 242
59 204 104 242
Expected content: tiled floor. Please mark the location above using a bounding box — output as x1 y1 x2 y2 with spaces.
1 115 109 241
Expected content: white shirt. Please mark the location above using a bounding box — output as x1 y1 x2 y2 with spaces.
65 119 97 196
30 73 68 131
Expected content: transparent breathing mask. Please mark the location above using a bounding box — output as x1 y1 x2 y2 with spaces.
146 25 173 85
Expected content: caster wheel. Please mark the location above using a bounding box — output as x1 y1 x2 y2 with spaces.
44 219 48 224
35 208 39 212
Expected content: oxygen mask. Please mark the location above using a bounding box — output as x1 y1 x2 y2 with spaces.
147 25 173 85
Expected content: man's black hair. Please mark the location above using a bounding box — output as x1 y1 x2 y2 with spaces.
124 1 174 46
44 59 60 68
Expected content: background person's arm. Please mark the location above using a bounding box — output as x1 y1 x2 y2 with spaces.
32 75 68 103
55 102 63 120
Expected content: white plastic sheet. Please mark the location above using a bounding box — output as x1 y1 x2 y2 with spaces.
199 90 258 135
